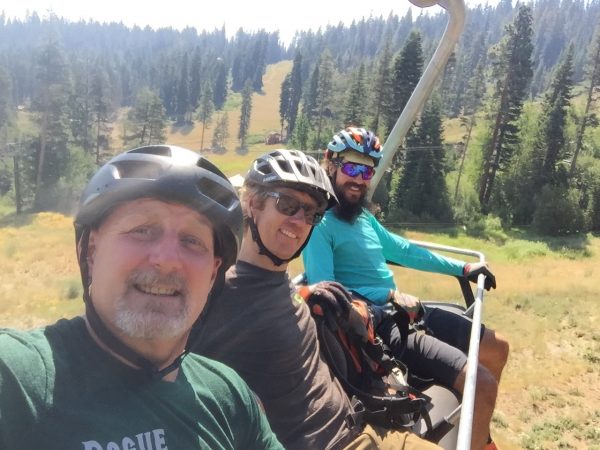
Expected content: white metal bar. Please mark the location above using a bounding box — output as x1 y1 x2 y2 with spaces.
409 239 482 450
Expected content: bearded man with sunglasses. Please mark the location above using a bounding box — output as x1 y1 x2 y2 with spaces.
191 149 441 450
302 127 509 450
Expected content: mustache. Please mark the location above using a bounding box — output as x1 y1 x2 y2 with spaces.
343 181 367 192
127 269 187 294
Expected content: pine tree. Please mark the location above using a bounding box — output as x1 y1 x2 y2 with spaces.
69 59 93 154
538 44 574 186
505 45 573 225
238 82 253 151
175 53 190 124
0 66 11 134
90 67 113 164
189 46 203 111
250 32 268 91
313 51 335 146
384 31 424 139
303 63 319 122
292 113 310 151
127 88 166 146
281 52 303 139
197 81 215 151
279 74 291 136
392 98 452 221
343 63 366 126
211 113 229 153
213 57 228 110
30 37 72 210
454 62 487 203
571 29 600 177
369 37 393 135
478 5 534 210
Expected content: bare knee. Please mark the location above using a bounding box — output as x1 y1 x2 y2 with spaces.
475 366 498 407
479 329 509 379
453 364 498 405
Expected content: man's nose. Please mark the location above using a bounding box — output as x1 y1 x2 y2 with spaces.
148 234 183 270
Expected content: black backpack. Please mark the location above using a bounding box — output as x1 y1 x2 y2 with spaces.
307 298 434 432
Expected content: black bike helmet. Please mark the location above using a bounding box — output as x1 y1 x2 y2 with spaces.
246 149 337 208
244 149 338 266
74 144 242 378
326 127 382 166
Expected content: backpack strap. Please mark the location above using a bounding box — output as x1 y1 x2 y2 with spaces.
314 314 433 432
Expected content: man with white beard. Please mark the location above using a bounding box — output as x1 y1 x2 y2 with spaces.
0 145 283 450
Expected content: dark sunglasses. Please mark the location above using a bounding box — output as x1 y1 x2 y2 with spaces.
264 191 325 225
334 160 376 180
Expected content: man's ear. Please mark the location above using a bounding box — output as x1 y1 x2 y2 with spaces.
210 257 222 285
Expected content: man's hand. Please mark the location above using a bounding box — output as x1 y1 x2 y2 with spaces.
463 262 497 290
390 291 423 323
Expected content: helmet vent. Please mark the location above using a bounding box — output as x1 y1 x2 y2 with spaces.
197 157 228 181
128 145 172 157
113 160 163 180
196 177 236 209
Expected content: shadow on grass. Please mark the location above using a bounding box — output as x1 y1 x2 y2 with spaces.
505 228 589 253
170 122 195 136
0 211 36 228
386 222 592 255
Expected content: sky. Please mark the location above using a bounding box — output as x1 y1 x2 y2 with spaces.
1 0 501 45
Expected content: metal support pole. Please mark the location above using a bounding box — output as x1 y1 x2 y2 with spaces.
368 0 466 199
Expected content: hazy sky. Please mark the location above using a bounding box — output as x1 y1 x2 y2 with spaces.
1 0 501 44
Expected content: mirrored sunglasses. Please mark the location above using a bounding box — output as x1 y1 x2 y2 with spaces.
335 161 376 180
264 191 325 225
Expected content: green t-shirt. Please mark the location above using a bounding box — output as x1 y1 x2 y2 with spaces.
0 317 283 450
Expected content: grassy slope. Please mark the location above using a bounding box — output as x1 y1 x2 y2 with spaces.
1 62 599 449
164 60 292 176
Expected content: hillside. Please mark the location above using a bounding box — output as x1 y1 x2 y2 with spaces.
163 60 292 176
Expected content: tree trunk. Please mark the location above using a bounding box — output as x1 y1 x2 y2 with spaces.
571 44 600 176
454 118 474 204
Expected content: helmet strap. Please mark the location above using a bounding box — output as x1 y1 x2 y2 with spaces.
247 212 314 266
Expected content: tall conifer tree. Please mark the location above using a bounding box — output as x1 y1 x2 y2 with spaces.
238 82 253 150
478 5 533 210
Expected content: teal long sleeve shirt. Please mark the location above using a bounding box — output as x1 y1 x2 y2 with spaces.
302 209 466 305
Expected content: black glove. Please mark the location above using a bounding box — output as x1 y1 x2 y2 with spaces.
463 262 497 290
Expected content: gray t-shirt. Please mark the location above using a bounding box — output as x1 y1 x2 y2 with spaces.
192 261 357 450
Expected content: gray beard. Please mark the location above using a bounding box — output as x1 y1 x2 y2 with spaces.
114 271 190 340
114 300 189 340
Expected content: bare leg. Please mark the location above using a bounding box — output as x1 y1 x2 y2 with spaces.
478 329 509 383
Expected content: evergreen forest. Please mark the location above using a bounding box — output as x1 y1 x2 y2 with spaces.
1 0 600 236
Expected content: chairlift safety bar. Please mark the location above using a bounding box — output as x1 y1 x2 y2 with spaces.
410 239 483 450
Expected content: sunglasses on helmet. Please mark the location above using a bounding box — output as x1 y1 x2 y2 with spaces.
264 191 325 225
334 160 376 181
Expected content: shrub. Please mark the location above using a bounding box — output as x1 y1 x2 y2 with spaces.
532 185 585 236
